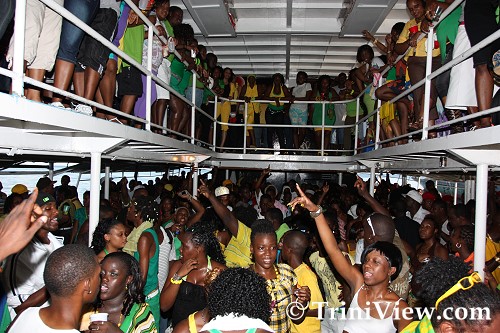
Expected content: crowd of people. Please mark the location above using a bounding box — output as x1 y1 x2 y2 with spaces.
1 0 499 155
0 166 499 332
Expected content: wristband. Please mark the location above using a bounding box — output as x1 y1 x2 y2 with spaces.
310 206 323 218
170 273 182 285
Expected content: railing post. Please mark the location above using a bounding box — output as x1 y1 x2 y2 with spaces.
243 102 248 154
212 97 218 151
321 102 326 156
12 0 27 96
374 80 382 149
422 25 434 140
191 73 196 144
145 28 153 131
354 98 360 155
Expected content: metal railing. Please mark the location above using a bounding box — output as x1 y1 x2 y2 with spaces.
3 0 499 157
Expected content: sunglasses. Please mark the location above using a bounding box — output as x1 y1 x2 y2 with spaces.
434 272 482 310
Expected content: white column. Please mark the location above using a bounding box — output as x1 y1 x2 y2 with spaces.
338 172 343 186
192 162 199 196
225 169 230 180
473 164 488 280
48 162 54 181
104 165 111 200
402 174 407 186
89 152 102 247
454 182 458 205
369 165 376 196
421 26 434 140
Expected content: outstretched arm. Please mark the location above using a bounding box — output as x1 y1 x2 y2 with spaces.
177 191 205 227
354 176 391 217
289 184 363 291
198 180 239 236
254 166 270 197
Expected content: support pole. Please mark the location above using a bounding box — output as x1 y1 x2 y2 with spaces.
338 172 343 186
402 174 407 186
473 164 488 280
192 162 199 196
421 26 434 140
48 162 54 181
369 165 376 196
454 182 458 205
89 152 102 247
104 165 111 200
225 169 230 181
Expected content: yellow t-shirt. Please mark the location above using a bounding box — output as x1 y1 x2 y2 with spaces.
485 236 500 283
223 221 252 268
397 18 440 59
290 263 323 333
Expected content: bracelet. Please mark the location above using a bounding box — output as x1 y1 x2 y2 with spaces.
373 38 379 45
170 273 182 285
310 206 323 218
495 256 500 264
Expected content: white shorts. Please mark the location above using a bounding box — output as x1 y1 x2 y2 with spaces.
446 25 477 110
22 0 63 70
156 59 171 100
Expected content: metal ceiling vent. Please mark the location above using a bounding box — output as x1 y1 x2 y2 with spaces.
182 0 237 37
340 0 399 37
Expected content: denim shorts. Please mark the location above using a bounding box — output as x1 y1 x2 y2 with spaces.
56 0 99 64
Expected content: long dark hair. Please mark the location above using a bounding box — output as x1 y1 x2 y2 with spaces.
91 219 124 254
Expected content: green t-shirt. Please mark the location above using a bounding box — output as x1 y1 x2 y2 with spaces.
121 25 144 69
436 0 462 62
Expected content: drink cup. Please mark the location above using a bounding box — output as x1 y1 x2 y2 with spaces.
409 26 418 34
90 313 108 322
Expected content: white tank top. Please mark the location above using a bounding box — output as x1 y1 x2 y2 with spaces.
342 286 401 333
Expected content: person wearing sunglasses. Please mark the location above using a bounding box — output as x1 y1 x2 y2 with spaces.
289 184 412 332
401 257 500 333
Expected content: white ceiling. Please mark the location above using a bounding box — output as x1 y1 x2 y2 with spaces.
174 0 411 80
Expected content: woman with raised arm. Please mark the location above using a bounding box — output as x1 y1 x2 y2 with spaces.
288 184 413 333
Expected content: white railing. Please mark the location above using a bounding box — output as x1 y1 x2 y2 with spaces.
3 0 498 157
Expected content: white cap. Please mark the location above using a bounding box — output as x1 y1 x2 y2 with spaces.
404 189 423 204
215 186 230 197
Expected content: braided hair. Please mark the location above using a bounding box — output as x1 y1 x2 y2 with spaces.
91 219 125 254
185 222 226 265
98 252 144 317
207 268 271 323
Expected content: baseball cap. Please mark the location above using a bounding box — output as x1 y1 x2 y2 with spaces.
12 184 29 195
35 192 55 207
404 190 423 204
215 186 230 197
36 177 56 190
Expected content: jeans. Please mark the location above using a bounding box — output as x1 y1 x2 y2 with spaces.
57 0 99 64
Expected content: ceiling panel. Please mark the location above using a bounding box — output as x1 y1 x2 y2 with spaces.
175 0 410 79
